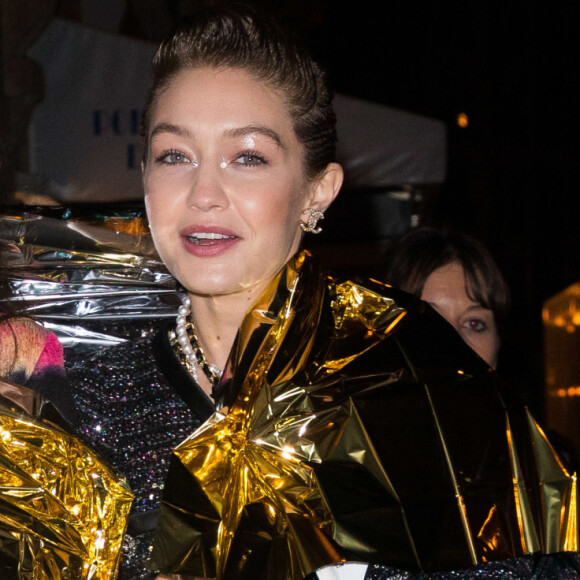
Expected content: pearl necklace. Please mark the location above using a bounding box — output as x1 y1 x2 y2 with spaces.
173 295 223 389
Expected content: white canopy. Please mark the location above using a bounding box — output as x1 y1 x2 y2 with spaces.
334 94 445 188
27 18 445 202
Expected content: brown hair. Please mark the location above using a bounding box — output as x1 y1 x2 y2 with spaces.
142 5 337 179
384 228 510 330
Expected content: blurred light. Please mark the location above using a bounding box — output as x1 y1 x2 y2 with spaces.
553 386 580 398
543 283 580 328
457 112 469 128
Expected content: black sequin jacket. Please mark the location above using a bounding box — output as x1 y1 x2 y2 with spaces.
68 323 214 580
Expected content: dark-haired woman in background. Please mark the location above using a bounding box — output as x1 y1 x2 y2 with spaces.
384 227 509 369
383 226 580 473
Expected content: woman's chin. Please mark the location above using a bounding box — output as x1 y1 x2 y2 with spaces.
182 276 252 299
182 271 280 301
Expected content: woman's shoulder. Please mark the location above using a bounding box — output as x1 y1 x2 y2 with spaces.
66 325 162 369
66 328 164 392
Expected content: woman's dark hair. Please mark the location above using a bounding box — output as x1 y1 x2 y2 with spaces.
142 5 337 179
384 228 510 330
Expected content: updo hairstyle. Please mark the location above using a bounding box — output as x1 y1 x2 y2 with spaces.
142 5 337 179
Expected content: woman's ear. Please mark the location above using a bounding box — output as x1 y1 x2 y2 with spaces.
306 162 343 213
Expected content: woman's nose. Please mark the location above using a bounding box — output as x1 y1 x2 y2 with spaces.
186 163 228 211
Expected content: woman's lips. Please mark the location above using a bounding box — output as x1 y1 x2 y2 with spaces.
180 225 240 257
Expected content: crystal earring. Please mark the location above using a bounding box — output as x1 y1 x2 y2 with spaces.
300 209 324 234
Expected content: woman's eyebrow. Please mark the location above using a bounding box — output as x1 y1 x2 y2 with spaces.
465 304 490 312
150 123 194 141
225 125 285 149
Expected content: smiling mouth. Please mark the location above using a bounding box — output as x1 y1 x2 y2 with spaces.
187 232 238 245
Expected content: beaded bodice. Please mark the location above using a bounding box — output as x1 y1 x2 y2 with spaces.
68 324 213 579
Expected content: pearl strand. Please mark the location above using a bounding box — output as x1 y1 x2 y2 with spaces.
175 295 223 387
175 296 199 382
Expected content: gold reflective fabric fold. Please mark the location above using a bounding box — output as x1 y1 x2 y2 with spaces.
152 251 579 579
0 403 133 579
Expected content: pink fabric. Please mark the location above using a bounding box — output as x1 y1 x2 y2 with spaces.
33 332 64 377
1 317 65 384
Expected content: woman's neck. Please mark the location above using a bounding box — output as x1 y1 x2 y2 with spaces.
188 285 265 373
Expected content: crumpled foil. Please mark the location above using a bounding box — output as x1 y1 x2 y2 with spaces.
0 378 134 579
0 207 179 349
1 207 159 578
151 251 578 580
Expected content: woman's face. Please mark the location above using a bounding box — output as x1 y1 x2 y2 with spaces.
421 261 500 368
143 67 319 298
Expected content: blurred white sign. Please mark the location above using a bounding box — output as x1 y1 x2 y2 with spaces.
28 18 156 201
27 18 445 203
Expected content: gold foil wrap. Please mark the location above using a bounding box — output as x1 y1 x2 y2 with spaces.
150 251 575 578
0 380 133 579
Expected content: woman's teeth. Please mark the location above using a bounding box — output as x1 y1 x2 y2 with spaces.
188 232 236 244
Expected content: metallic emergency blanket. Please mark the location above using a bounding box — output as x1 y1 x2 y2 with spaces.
152 251 578 580
0 208 178 351
0 380 134 579
0 207 174 579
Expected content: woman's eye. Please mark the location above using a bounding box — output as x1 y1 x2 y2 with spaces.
156 151 189 165
234 152 267 167
465 318 487 332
